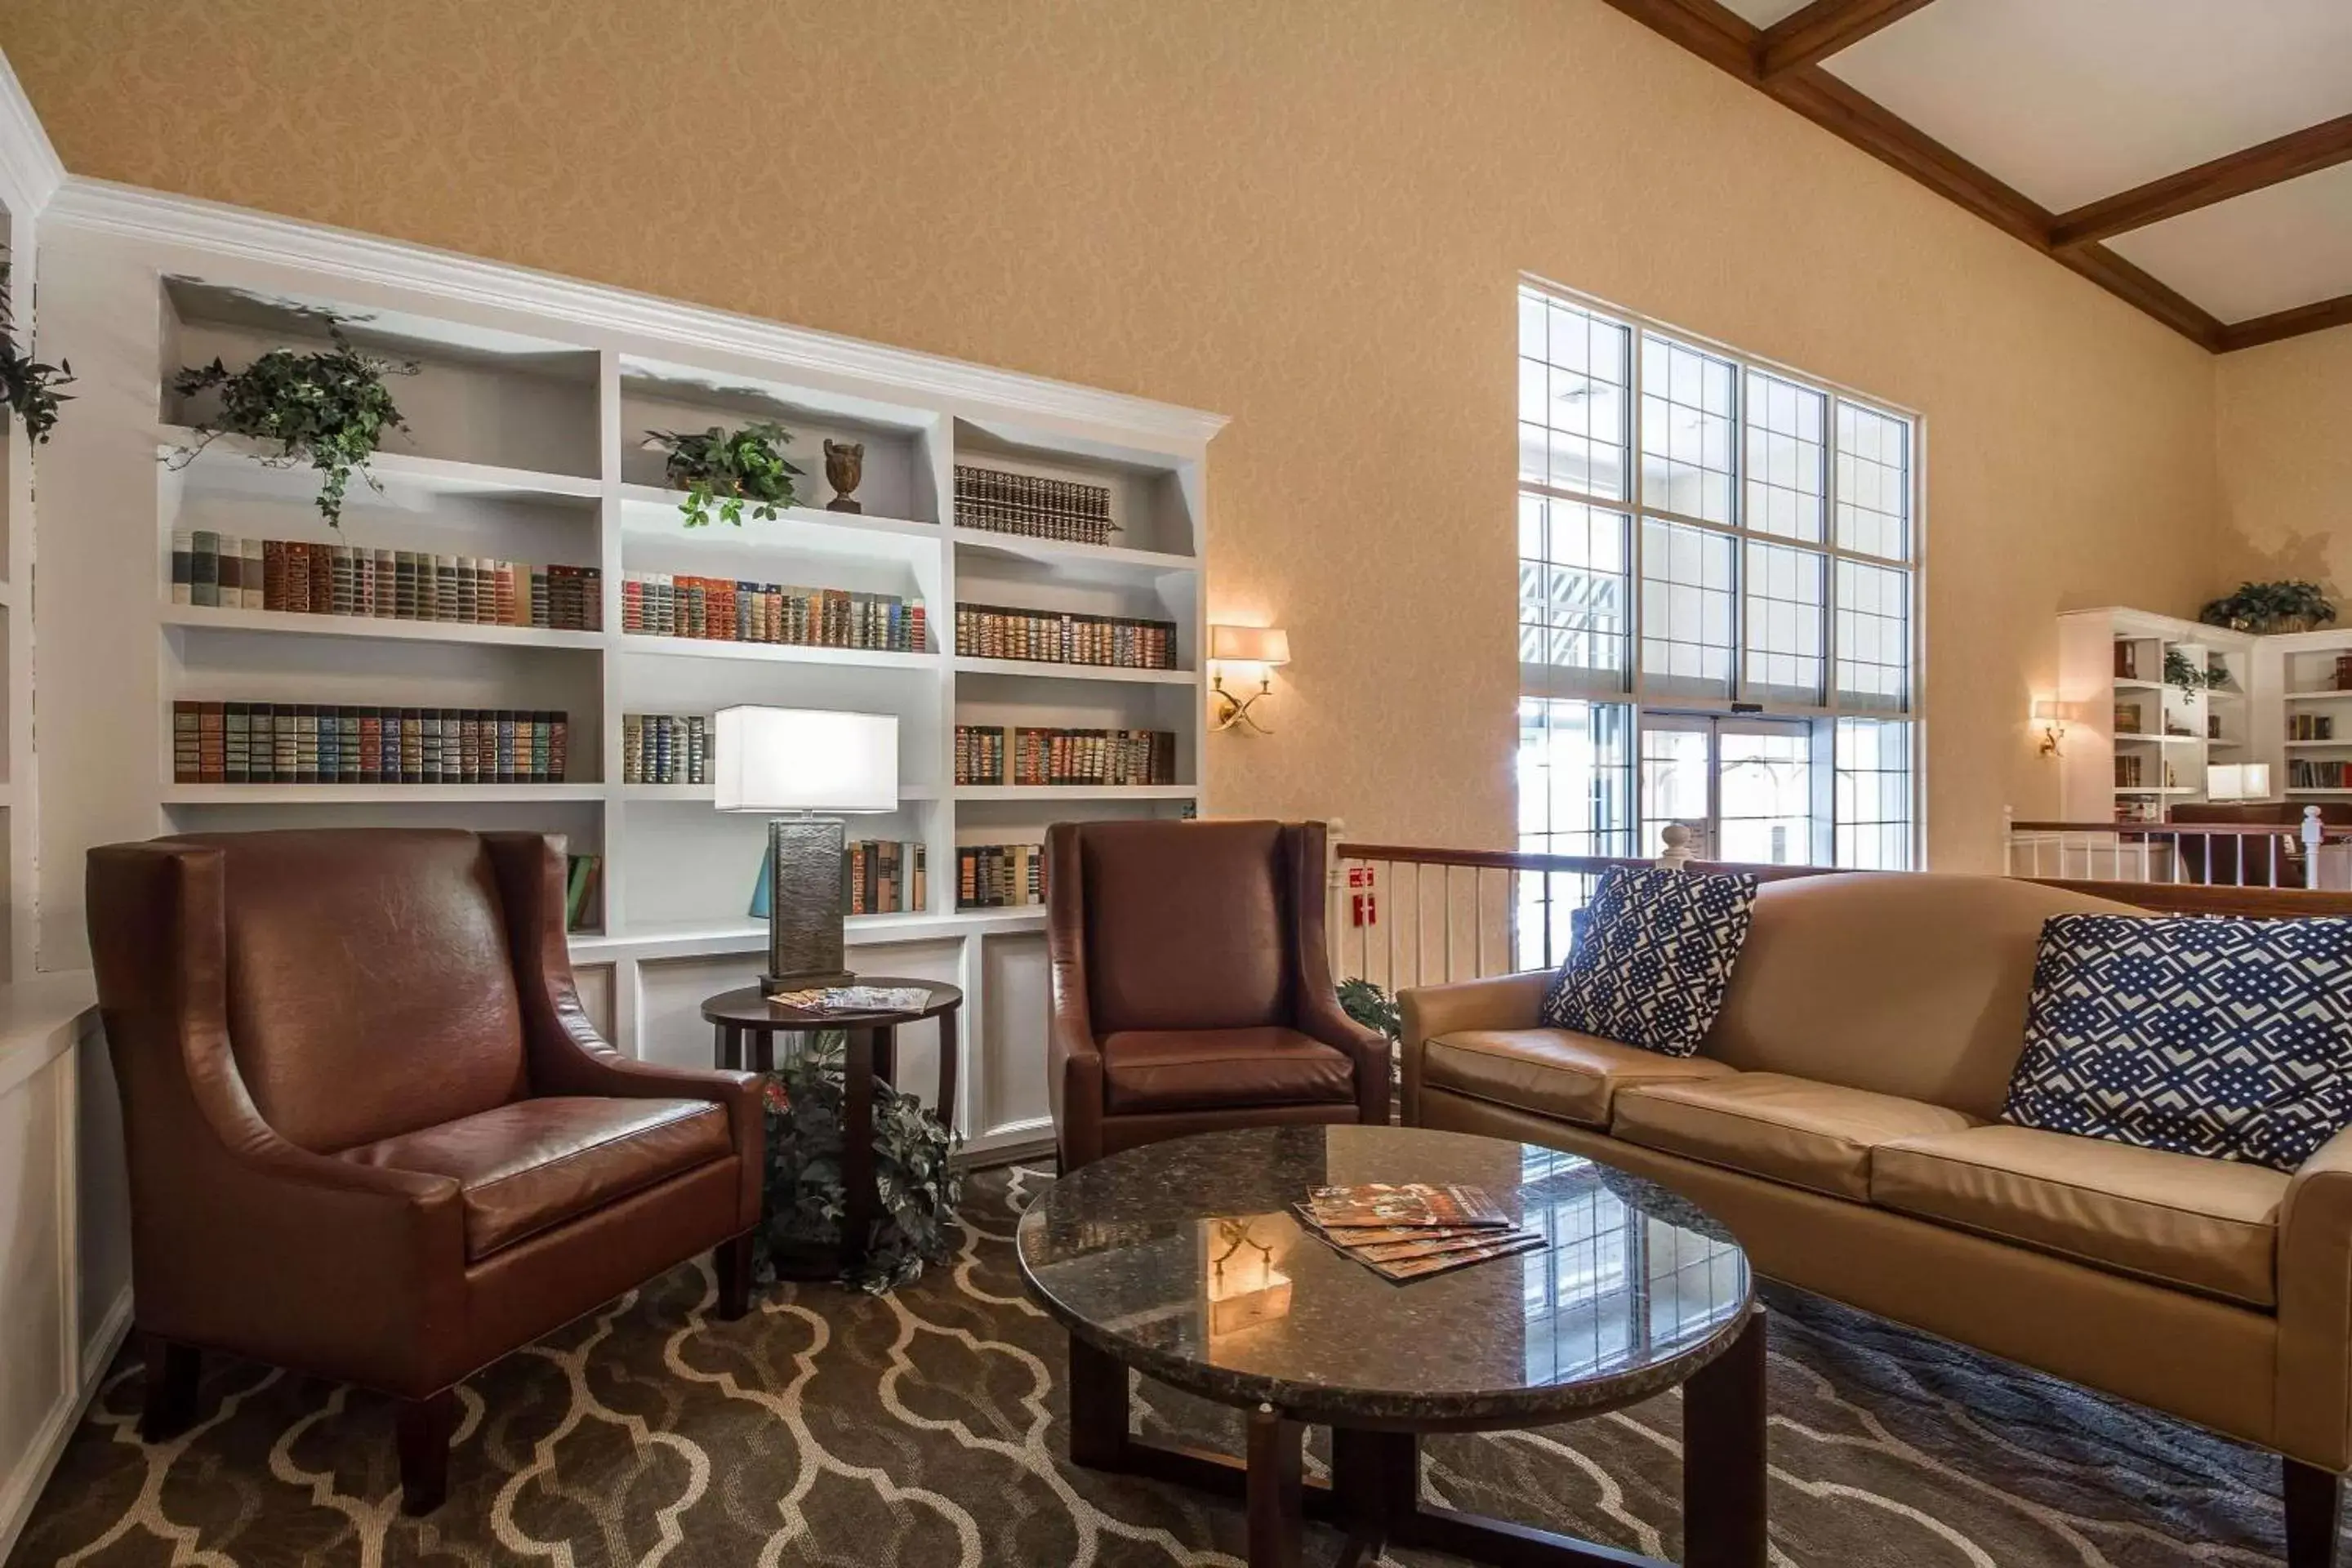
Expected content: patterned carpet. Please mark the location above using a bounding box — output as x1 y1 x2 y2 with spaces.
8 1163 2336 1568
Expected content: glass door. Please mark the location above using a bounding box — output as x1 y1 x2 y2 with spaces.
1639 714 1818 866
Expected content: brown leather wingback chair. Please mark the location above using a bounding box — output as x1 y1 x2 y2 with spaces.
1045 819 1389 1169
86 829 763 1514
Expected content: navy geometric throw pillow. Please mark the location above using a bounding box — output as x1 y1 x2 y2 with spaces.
1539 866 1758 1058
2002 913 2352 1173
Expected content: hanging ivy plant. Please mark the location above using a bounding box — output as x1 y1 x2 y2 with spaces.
167 324 417 527
757 1031 961 1294
645 420 803 527
0 259 72 444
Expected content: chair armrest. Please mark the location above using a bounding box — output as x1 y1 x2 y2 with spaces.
2278 1124 2352 1469
1396 971 1552 1125
1294 980 1393 1127
1045 822 1104 1168
483 832 763 1232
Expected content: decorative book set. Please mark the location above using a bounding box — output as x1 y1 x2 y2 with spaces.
952 725 1177 787
956 844 1045 910
172 702 568 784
2290 760 2350 791
843 840 926 916
621 713 710 785
2292 714 2336 742
171 531 601 630
952 463 1116 546
1294 1183 1544 1283
621 572 925 652
953 604 1177 669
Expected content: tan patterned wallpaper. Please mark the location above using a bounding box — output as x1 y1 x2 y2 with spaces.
2218 330 2352 608
4 0 2228 866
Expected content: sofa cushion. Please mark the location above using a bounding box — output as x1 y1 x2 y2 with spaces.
338 1096 731 1261
1612 1072 1977 1200
2003 912 2352 1173
1101 1027 1355 1114
1873 1125 2287 1308
1423 1027 1735 1128
1539 866 1757 1057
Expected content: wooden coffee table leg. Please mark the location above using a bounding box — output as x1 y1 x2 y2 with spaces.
841 1028 877 1275
1330 1426 1417 1566
1066 1334 1130 1470
1245 1404 1304 1568
1683 1304 1768 1568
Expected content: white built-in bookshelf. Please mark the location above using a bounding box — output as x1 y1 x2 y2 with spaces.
59 247 1221 1158
2056 608 2255 823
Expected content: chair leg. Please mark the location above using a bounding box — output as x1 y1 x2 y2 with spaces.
2287 1457 2342 1568
714 1231 755 1321
138 1337 200 1443
396 1390 457 1515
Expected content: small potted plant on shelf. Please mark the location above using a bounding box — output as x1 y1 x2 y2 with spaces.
2200 581 2339 635
645 420 804 528
0 256 72 444
2163 647 2225 695
758 1031 961 1294
166 322 418 528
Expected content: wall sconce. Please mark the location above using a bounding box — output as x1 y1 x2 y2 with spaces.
2209 762 2272 801
2032 697 2068 758
1209 624 1289 735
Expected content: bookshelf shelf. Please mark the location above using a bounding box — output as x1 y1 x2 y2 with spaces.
618 486 939 550
951 526 1198 580
951 656 1192 685
2285 740 2352 749
161 604 605 651
163 783 605 804
2285 690 2352 702
162 430 604 506
952 784 1196 801
65 234 1217 1160
617 633 939 670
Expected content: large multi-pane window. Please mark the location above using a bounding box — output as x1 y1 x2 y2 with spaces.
1517 283 1921 960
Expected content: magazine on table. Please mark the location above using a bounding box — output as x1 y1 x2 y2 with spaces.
1301 1183 1514 1231
768 985 931 1013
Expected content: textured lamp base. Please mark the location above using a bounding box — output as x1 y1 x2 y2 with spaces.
761 815 855 998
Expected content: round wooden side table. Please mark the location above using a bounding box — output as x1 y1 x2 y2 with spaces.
701 978 963 1278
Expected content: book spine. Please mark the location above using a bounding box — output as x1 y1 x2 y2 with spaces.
172 700 200 783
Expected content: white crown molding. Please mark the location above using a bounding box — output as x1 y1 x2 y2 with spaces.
0 50 65 220
43 177 1228 448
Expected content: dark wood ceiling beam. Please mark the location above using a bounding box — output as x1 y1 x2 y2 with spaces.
2217 292 2352 353
1588 0 2322 350
1756 0 1941 78
2051 112 2352 248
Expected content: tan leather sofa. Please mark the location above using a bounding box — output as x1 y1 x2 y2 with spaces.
1400 871 2350 1566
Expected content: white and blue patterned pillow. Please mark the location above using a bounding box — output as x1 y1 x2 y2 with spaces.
2002 913 2352 1173
1539 866 1758 1058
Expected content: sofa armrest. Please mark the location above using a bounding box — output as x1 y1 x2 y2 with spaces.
1045 823 1105 1168
2278 1123 2352 1469
483 832 764 1231
1396 971 1552 1126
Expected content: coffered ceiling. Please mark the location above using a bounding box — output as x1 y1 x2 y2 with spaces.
1606 0 2352 350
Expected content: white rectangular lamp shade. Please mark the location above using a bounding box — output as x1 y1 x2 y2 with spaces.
713 706 898 813
2207 762 2272 801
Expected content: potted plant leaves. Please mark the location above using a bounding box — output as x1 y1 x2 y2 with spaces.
645 420 804 528
167 323 418 527
2200 581 2338 635
0 257 71 444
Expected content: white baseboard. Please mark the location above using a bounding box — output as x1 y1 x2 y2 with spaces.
0 1287 132 1565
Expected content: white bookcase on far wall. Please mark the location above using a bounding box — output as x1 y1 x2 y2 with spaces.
46 215 1221 1160
2247 628 2352 805
2056 607 2255 825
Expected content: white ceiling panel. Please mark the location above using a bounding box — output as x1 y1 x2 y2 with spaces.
1825 0 2352 212
1715 0 1813 25
2105 162 2352 323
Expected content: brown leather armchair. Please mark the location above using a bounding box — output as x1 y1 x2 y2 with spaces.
86 828 763 1514
1045 819 1389 1169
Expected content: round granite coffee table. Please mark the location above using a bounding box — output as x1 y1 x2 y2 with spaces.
1017 1124 1763 1568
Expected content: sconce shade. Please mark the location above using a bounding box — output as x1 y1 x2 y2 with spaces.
1210 625 1290 666
2208 763 2272 801
2030 698 2064 723
712 706 898 813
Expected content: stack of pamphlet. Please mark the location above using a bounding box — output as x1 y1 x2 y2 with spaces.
1294 1183 1545 1282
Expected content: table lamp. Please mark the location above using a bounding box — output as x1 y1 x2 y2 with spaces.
715 706 898 997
